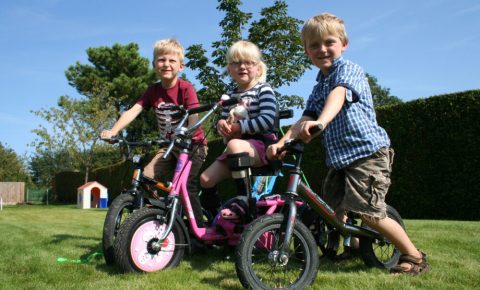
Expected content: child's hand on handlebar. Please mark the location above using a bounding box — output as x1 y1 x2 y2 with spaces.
298 121 323 143
267 143 286 160
100 130 116 139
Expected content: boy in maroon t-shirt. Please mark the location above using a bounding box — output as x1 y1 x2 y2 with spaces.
101 39 207 226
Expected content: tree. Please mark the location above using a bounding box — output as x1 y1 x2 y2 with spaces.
0 142 30 183
29 148 75 186
31 82 117 183
366 73 403 107
65 43 158 140
186 0 310 109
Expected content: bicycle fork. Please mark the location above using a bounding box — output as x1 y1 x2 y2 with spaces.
269 195 298 267
150 196 180 250
270 173 302 267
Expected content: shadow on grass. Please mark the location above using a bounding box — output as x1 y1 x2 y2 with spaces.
183 245 243 290
184 246 373 289
51 233 101 244
318 256 371 273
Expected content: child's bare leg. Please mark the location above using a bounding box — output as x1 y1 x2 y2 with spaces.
361 215 422 269
200 160 230 189
226 139 262 166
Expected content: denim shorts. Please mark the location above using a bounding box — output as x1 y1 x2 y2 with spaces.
322 147 394 219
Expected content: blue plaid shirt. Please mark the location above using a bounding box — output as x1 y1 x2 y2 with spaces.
303 56 390 169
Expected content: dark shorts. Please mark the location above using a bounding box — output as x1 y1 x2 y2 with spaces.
322 147 394 219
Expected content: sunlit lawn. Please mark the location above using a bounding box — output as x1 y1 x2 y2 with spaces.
0 205 478 290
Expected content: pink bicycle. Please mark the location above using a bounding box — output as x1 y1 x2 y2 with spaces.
113 97 294 273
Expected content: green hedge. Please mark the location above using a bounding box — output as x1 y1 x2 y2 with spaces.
92 161 134 201
291 90 480 220
53 171 84 203
53 90 480 220
376 90 480 220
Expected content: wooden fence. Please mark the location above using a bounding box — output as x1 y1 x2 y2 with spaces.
0 182 25 205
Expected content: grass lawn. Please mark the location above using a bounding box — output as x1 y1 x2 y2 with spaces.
0 204 479 290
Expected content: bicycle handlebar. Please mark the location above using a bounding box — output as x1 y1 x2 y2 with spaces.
161 96 241 159
100 136 170 147
277 123 323 155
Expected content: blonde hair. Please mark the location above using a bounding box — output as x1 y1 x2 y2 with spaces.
226 40 267 83
301 13 348 47
153 39 185 64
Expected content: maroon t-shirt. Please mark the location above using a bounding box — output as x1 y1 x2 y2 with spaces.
136 78 206 145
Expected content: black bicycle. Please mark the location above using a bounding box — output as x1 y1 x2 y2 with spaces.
235 125 404 290
100 136 172 265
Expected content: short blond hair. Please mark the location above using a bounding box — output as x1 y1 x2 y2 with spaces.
226 40 267 83
301 13 348 47
153 39 185 63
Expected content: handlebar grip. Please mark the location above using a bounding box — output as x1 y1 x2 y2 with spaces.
188 103 214 115
278 109 293 120
100 137 120 144
309 123 324 138
221 96 240 107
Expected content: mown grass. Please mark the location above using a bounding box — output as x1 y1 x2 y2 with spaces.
0 205 478 290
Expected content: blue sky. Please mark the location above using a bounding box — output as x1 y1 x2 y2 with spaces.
1 0 479 156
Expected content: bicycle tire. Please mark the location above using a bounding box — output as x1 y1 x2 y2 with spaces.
114 207 186 273
102 194 135 265
235 213 319 290
359 205 405 269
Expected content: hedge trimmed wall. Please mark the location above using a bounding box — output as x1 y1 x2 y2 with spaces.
376 90 480 220
53 90 479 220
53 171 84 203
294 90 480 220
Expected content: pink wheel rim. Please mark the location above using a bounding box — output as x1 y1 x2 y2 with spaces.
130 220 175 272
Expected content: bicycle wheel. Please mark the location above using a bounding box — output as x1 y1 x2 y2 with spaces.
102 194 135 265
299 205 340 259
114 207 186 273
359 205 405 269
235 213 319 290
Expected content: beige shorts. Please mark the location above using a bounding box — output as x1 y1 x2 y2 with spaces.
322 147 394 219
144 144 208 196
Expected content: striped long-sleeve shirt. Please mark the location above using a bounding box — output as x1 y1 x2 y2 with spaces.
221 82 278 135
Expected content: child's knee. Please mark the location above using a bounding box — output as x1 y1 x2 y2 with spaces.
143 167 154 179
226 139 248 154
200 173 214 188
199 173 208 187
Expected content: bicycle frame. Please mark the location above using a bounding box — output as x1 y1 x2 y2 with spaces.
103 138 172 206
277 140 385 256
152 99 296 247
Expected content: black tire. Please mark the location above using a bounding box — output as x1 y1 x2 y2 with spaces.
359 205 405 269
299 205 340 259
235 213 319 290
102 194 135 265
114 207 186 273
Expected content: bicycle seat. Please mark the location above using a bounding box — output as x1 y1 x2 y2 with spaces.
250 160 282 176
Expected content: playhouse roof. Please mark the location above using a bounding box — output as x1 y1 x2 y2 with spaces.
77 181 107 190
